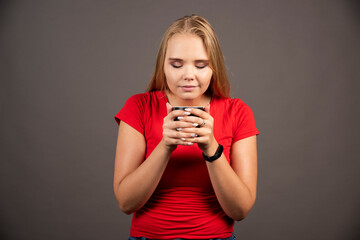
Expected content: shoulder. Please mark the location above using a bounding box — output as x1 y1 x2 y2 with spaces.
213 97 251 111
122 91 167 119
232 98 253 113
211 97 259 142
125 92 149 105
212 97 256 126
125 91 165 106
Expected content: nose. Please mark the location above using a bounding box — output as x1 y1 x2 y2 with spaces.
183 65 195 81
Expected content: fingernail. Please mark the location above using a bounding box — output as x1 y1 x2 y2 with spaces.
176 128 183 131
192 123 198 127
181 138 186 141
184 112 191 115
185 108 192 112
187 142 193 146
177 116 184 120
190 133 196 137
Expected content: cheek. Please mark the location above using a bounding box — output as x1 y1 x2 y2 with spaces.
164 67 179 82
164 69 180 91
199 69 213 85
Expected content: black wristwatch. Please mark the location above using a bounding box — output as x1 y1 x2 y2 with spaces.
202 144 223 162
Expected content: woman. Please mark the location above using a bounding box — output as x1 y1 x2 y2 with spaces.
113 15 259 240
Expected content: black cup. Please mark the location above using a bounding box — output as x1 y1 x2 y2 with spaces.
172 106 205 128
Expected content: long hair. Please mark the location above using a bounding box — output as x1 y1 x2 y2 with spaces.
147 15 230 98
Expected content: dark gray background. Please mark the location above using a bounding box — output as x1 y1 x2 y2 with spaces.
1 0 359 239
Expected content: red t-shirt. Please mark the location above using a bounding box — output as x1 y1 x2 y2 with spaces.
114 91 259 239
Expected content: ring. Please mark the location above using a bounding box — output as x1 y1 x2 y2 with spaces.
201 119 206 127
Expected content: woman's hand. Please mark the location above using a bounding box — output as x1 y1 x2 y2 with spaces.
162 103 204 152
177 104 219 156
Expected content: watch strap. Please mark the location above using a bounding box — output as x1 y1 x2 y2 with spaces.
202 144 223 162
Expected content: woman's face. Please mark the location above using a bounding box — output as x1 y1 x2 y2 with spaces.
164 33 213 106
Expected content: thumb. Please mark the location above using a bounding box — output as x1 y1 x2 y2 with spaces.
166 102 173 114
204 104 211 114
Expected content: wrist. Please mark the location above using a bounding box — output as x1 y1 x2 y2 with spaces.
202 143 224 162
202 140 219 157
160 139 177 153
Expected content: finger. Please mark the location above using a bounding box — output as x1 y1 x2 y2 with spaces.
166 103 186 119
184 107 209 119
168 138 194 146
166 109 190 121
166 102 173 115
180 116 201 122
204 104 210 114
179 116 203 126
168 121 197 130
180 127 201 134
184 136 207 143
181 127 211 136
167 131 199 139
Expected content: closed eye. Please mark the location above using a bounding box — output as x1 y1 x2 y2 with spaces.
196 65 207 69
171 63 182 68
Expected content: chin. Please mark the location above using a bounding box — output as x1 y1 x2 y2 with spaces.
180 93 200 100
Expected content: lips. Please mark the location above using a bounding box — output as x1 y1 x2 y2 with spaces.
181 85 196 91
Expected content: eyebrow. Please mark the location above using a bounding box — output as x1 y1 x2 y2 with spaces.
168 58 209 63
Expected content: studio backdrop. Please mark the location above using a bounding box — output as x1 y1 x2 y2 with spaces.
0 0 359 239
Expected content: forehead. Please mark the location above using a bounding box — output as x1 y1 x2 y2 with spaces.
166 33 208 59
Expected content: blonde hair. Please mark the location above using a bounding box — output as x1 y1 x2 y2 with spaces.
147 15 230 98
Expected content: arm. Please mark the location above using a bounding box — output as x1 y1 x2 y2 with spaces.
113 103 200 214
113 121 172 214
180 107 258 221
205 135 258 221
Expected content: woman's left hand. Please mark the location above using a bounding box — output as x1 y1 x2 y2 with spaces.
179 104 219 156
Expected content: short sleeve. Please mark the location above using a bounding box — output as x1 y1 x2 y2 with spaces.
232 100 260 143
114 94 147 135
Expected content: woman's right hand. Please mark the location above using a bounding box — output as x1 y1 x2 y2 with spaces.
161 102 198 152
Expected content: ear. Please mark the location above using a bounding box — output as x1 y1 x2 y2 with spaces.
166 102 173 114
